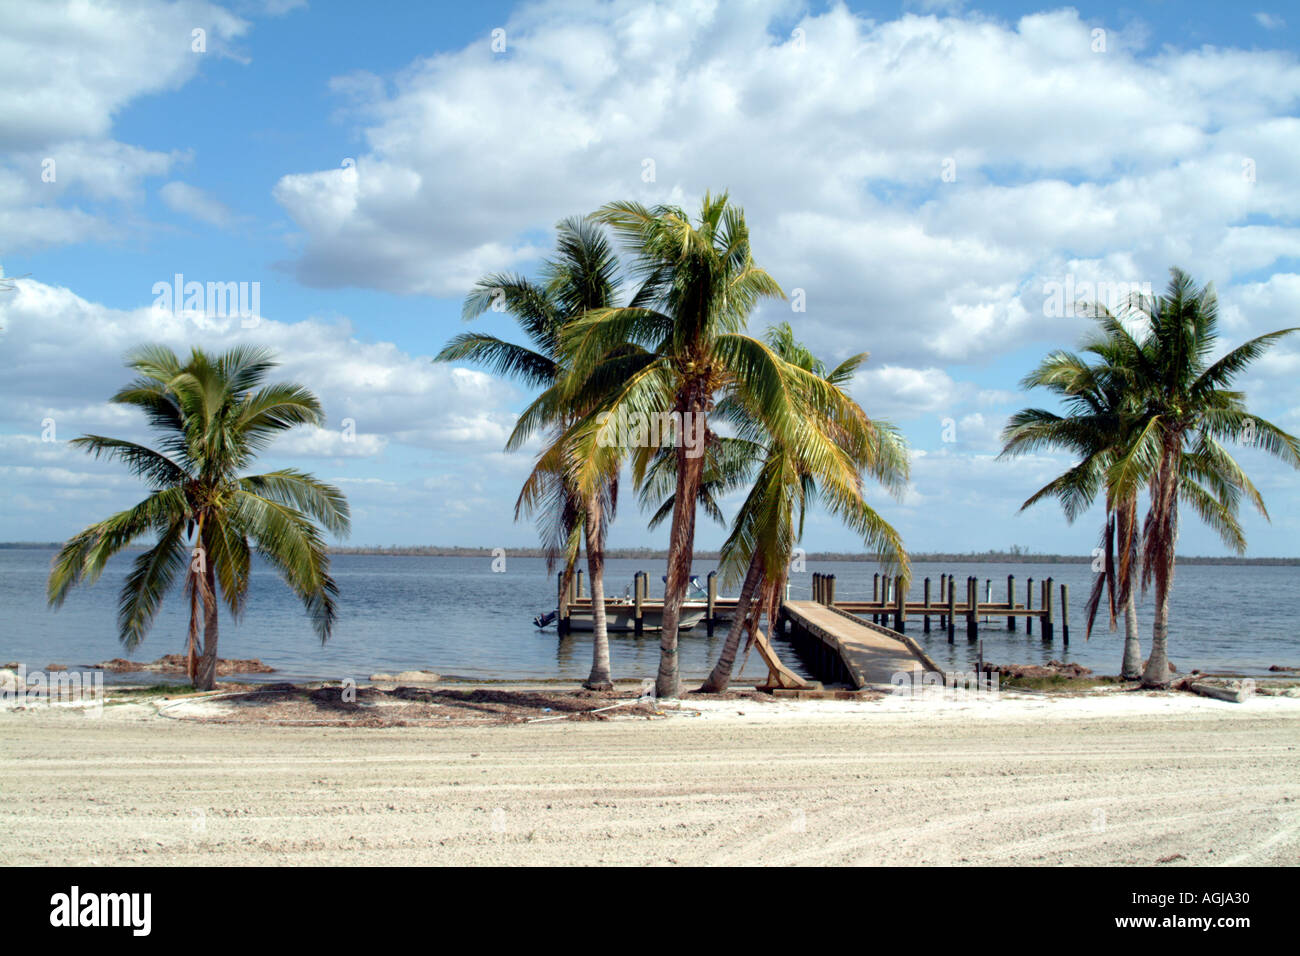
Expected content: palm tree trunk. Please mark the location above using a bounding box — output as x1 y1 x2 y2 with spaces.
195 560 219 691
1143 564 1173 687
1142 443 1179 687
186 574 200 685
658 410 706 699
700 553 763 693
1117 496 1142 680
1121 590 1142 680
583 496 613 690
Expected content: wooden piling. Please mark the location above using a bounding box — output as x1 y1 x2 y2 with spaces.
923 577 932 633
939 574 946 628
1060 582 1069 645
1007 575 1016 632
1043 577 1054 641
827 574 837 606
575 569 584 600
706 570 717 635
984 579 992 624
634 571 646 635
947 577 957 643
966 576 978 641
894 575 906 632
1026 577 1034 636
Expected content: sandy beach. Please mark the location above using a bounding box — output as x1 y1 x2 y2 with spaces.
3 687 1298 866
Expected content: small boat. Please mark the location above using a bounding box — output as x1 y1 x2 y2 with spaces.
558 601 709 633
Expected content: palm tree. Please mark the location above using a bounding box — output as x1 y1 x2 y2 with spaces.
437 217 623 689
698 323 909 692
48 345 350 690
562 193 843 698
1000 322 1147 678
1103 269 1299 686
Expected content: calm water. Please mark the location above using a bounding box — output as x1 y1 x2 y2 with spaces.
1 548 1296 683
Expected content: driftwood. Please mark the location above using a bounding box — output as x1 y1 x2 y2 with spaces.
1177 677 1252 704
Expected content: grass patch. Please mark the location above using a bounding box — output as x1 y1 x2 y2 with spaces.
110 683 197 696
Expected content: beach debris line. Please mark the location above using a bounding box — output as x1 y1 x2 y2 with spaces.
150 683 771 727
368 670 440 684
93 655 274 675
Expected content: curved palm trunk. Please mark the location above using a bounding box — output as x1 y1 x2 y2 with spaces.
195 560 219 691
700 553 763 693
582 496 613 690
658 410 707 699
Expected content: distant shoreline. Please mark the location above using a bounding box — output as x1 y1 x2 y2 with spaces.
4 542 1298 566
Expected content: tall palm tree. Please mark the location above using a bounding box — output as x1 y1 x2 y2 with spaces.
562 193 842 698
437 217 623 689
1104 269 1299 686
48 345 350 690
698 323 909 692
1000 321 1147 678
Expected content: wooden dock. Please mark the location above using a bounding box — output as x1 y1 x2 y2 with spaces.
780 600 942 690
558 569 737 635
811 571 1071 644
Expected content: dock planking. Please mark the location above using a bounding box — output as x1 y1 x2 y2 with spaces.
781 600 941 689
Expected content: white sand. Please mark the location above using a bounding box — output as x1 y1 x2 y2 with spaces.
2 689 1298 865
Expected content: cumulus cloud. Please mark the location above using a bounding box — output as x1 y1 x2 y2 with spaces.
272 2 1300 373
0 278 526 541
0 0 248 251
5 0 1299 554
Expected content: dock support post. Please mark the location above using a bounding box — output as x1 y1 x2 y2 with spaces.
923 577 932 633
1060 582 1069 645
939 574 946 628
1026 577 1034 636
575 569 583 600
706 570 717 635
634 571 645 635
827 574 837 607
1043 577 1054 641
1007 575 1016 632
967 576 978 641
894 575 906 632
947 578 956 643
872 573 880 623
984 579 992 623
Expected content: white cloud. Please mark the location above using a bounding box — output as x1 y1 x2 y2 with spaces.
271 2 1300 371
1255 12 1286 31
0 0 248 251
0 278 528 541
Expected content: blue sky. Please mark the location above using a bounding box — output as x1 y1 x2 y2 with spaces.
2 0 1299 556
